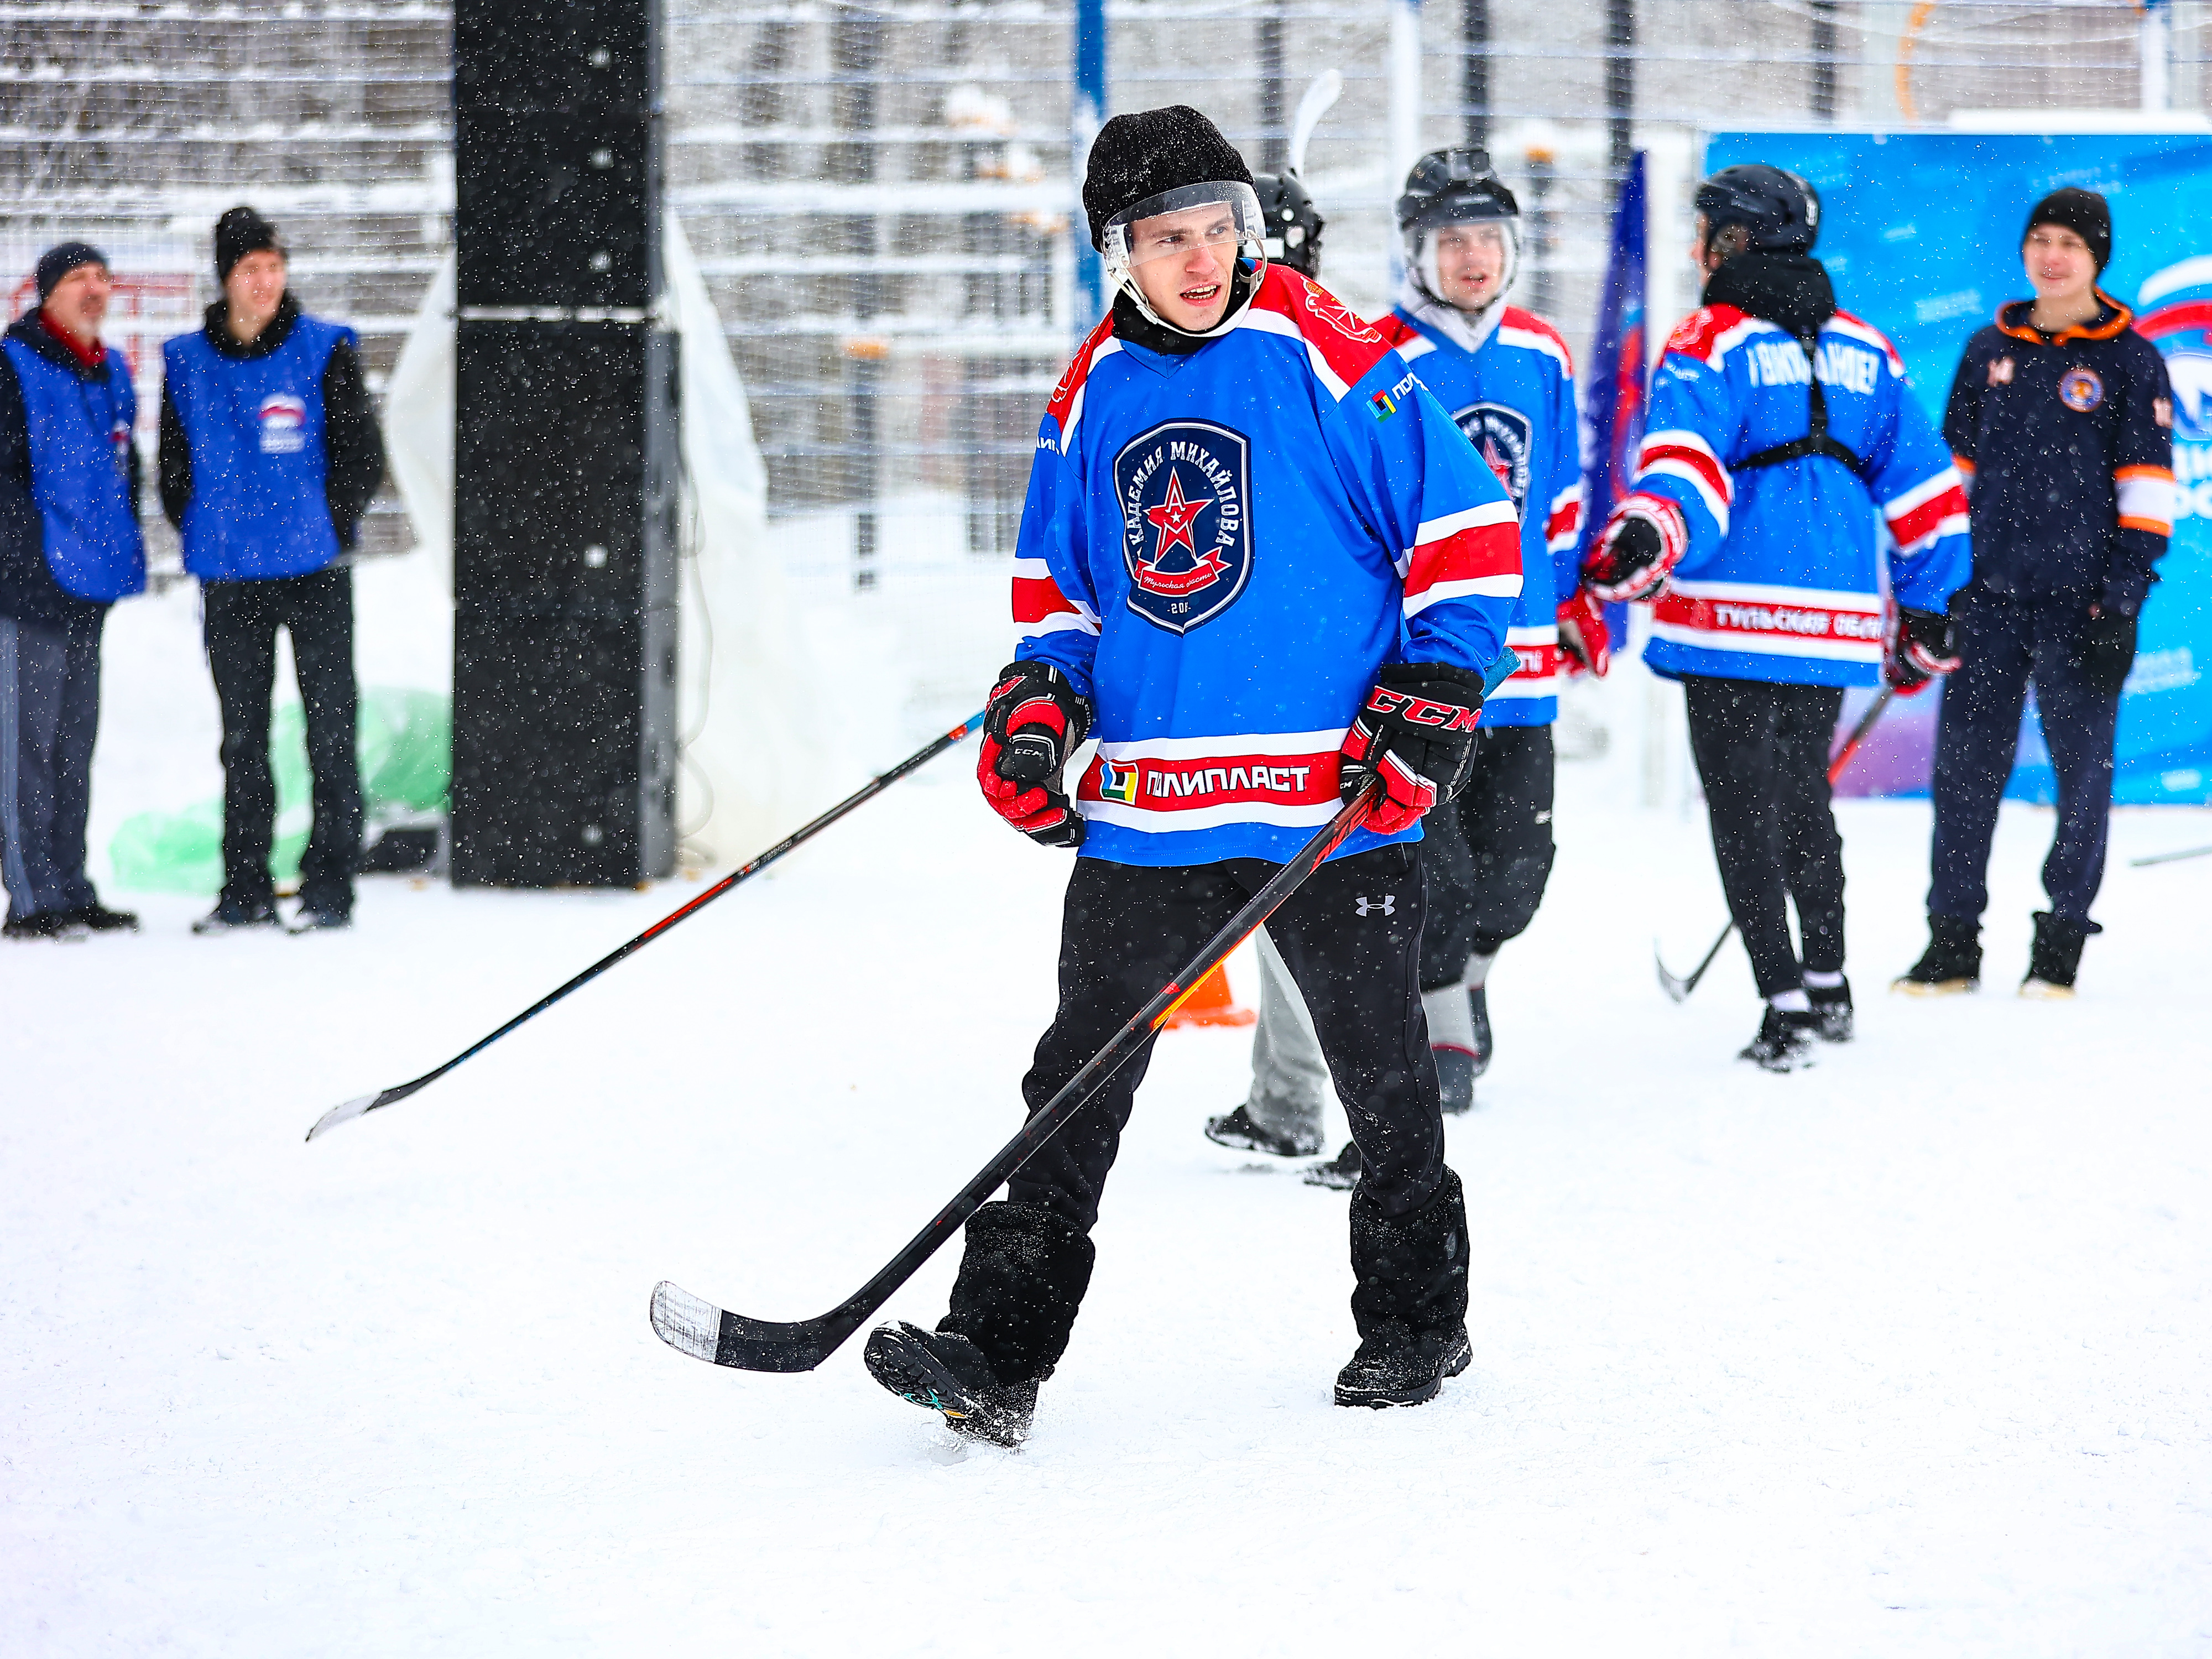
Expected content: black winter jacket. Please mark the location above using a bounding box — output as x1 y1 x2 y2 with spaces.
0 313 143 625
157 292 385 546
1943 294 2173 617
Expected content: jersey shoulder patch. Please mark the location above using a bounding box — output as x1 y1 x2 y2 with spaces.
1242 265 1396 399
1664 304 1766 366
1496 307 1574 376
1827 310 1906 375
1045 312 1123 446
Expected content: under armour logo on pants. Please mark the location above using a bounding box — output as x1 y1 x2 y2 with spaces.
1355 894 1395 917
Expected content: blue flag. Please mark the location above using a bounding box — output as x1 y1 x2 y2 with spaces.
1577 152 1649 646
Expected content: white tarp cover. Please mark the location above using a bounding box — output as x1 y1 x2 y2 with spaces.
382 221 827 863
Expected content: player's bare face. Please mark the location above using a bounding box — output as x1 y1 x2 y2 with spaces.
1432 223 1508 312
2024 225 2096 309
1130 204 1239 332
41 263 112 348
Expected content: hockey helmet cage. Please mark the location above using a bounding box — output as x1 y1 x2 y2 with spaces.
1693 164 1820 255
1254 170 1326 277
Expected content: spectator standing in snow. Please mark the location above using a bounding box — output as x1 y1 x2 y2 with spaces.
161 207 384 935
0 243 147 942
1897 189 2173 999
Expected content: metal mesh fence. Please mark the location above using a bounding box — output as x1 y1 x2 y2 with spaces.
7 0 2209 591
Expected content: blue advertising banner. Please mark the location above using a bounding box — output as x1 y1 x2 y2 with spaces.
1704 130 2212 805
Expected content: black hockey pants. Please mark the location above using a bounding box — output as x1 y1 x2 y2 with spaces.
1417 724 1556 993
1682 674 1846 1000
1011 843 1446 1230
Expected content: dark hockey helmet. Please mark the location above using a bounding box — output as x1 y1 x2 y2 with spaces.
1254 170 1326 277
1395 147 1520 238
1693 163 1820 255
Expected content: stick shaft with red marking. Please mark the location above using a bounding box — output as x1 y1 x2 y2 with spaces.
306 712 987 1141
650 780 1384 1374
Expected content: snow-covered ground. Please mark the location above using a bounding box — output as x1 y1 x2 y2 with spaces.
8 691 2212 1654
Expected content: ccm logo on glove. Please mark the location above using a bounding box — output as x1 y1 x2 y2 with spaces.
1339 662 1489 836
978 660 1092 849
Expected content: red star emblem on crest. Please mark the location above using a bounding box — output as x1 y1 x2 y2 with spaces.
1480 435 1512 489
1144 467 1212 562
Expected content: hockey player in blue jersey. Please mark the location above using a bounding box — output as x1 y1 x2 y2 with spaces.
1207 149 1597 1183
1586 164 1971 1070
860 107 1522 1442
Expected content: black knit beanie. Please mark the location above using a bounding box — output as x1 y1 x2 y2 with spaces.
1082 106 1253 251
215 206 283 284
35 241 106 301
2023 187 2112 274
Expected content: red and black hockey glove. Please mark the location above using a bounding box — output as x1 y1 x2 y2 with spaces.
1338 663 1488 836
978 660 1092 848
1886 606 1961 695
1556 585 1611 679
1584 494 1686 604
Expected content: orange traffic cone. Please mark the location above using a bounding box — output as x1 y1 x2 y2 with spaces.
1165 963 1256 1029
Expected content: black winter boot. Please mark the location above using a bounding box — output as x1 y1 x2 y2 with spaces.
1892 915 1981 995
1739 1004 1820 1072
1335 1168 1472 1408
1807 977 1853 1042
863 1323 1040 1447
2022 911 2098 999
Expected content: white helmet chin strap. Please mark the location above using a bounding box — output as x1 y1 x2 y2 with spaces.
1113 260 1261 341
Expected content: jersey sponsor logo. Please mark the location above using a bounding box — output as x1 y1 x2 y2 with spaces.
1370 370 1417 421
1082 752 1328 808
1095 755 1141 805
1300 275 1383 344
2059 366 2105 413
1454 402 1533 512
258 392 307 454
1988 355 2015 387
1354 894 1395 917
1113 419 1254 634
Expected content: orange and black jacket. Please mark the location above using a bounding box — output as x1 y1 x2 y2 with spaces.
1942 293 2174 616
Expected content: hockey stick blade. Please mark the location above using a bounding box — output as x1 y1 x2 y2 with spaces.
1656 922 1734 1003
305 1079 428 1142
652 782 1383 1376
651 1281 856 1374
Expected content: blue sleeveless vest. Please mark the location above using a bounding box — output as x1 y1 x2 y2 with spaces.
164 314 352 581
1 337 145 604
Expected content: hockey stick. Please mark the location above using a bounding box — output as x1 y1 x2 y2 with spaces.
1656 685 1898 1003
2131 843 2212 868
651 779 1384 1375
305 710 987 1142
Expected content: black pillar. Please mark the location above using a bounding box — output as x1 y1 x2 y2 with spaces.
1811 0 1838 122
1258 6 1286 169
1605 0 1634 175
1463 0 1489 148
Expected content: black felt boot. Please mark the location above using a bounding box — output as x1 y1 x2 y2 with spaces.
865 1201 1095 1444
2022 911 2098 998
1892 915 1981 995
1335 1168 1472 1408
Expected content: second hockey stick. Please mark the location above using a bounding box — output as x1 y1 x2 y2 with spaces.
650 779 1384 1375
305 710 986 1141
1657 685 1898 1003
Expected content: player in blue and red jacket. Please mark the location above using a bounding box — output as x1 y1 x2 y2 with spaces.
1587 164 1971 1071
860 107 1521 1442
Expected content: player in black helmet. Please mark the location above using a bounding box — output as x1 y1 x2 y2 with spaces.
1251 169 1325 278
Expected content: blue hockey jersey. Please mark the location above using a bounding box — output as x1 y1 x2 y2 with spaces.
1621 304 1970 686
1378 303 1583 726
1012 263 1522 868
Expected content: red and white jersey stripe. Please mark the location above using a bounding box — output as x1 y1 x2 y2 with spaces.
1398 500 1522 618
1650 578 1885 664
1880 466 1971 554
1011 556 1099 637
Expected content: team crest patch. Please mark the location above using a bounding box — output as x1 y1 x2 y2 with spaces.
1300 276 1382 343
1455 403 1533 512
1113 419 1254 634
2059 366 2105 412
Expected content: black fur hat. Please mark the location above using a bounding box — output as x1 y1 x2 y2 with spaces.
1082 106 1253 251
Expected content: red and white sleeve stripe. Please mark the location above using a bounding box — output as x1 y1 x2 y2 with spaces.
1011 557 1099 637
1635 427 1732 533
1543 482 1583 555
2116 465 2177 536
1881 466 1971 554
1399 500 1522 619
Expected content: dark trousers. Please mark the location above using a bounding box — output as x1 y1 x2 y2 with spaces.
1682 674 1847 1000
1929 592 2118 927
1418 724 1556 992
202 567 361 914
1011 844 1445 1229
0 609 103 922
